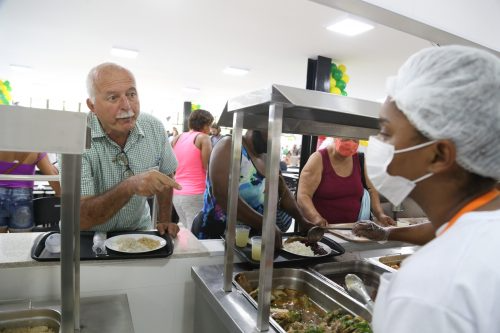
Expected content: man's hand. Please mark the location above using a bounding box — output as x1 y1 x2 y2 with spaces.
128 170 181 197
157 222 180 238
375 213 396 227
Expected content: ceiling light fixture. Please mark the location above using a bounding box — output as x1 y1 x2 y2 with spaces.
327 18 374 36
9 64 32 72
184 87 201 93
110 47 139 59
223 66 250 76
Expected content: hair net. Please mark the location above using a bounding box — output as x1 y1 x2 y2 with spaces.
386 45 500 180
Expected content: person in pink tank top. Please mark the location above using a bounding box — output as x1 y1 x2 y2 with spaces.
297 138 394 226
172 109 214 230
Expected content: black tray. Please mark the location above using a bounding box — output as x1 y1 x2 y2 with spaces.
31 230 174 261
229 232 345 267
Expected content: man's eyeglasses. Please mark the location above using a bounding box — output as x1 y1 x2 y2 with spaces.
115 151 134 178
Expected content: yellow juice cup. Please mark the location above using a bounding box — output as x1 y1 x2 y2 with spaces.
251 236 262 261
235 225 251 247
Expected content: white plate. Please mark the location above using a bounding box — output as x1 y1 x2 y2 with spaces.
105 234 166 253
281 239 332 257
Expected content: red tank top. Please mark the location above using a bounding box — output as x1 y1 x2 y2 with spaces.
311 149 363 224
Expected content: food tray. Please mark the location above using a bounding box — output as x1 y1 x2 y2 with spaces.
233 268 371 333
228 232 344 267
310 260 391 300
0 308 60 333
377 253 411 270
31 230 173 261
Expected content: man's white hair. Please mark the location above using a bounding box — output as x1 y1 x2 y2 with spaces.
86 62 135 103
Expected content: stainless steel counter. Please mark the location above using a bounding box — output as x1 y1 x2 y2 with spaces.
191 244 418 333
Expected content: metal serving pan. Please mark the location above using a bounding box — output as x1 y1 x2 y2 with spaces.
0 308 61 332
310 260 391 300
233 268 371 333
375 253 411 271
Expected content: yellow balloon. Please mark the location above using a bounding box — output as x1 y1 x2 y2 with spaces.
338 64 347 73
331 87 341 95
341 74 350 83
330 77 336 89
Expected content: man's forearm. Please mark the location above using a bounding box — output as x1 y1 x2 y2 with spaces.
158 187 173 224
80 181 133 230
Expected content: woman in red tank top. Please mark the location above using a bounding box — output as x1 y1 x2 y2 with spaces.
297 138 393 226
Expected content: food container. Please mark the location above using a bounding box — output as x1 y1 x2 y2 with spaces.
0 308 61 332
310 260 391 300
376 253 410 270
233 268 371 333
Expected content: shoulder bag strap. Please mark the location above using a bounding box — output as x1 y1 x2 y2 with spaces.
358 152 367 189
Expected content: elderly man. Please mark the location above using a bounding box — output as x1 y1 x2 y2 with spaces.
81 62 181 237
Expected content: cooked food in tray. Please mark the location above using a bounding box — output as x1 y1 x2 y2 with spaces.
0 326 56 333
236 274 372 333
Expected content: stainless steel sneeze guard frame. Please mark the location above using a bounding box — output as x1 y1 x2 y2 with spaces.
218 85 381 139
220 85 382 331
0 107 88 333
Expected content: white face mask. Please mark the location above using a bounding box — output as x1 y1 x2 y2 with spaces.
366 136 436 206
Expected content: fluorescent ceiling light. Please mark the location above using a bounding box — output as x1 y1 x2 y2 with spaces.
9 64 32 72
327 18 374 36
110 47 139 59
223 66 250 76
184 87 200 93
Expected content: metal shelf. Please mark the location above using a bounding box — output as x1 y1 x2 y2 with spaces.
0 105 88 333
218 84 381 139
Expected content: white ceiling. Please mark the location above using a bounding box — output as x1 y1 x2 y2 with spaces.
0 0 432 126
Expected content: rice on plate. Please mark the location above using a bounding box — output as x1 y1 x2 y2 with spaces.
283 241 315 257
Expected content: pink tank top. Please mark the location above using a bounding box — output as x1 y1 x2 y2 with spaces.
173 131 206 195
311 149 363 224
0 153 47 188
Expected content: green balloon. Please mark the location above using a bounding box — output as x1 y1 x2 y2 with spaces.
333 69 343 81
335 79 346 90
0 95 9 105
330 63 337 75
341 90 348 96
4 81 11 91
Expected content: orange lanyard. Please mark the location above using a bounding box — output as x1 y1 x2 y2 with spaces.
437 189 500 236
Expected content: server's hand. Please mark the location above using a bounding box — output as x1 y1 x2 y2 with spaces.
353 221 390 242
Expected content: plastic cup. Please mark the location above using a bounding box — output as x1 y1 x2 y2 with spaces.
251 236 262 261
235 225 251 247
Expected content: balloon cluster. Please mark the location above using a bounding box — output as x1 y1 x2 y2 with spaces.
329 63 349 96
0 80 12 105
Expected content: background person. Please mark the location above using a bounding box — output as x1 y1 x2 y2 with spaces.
171 109 213 230
80 62 181 237
0 152 60 232
364 45 500 333
209 123 222 146
194 129 318 246
297 138 393 226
